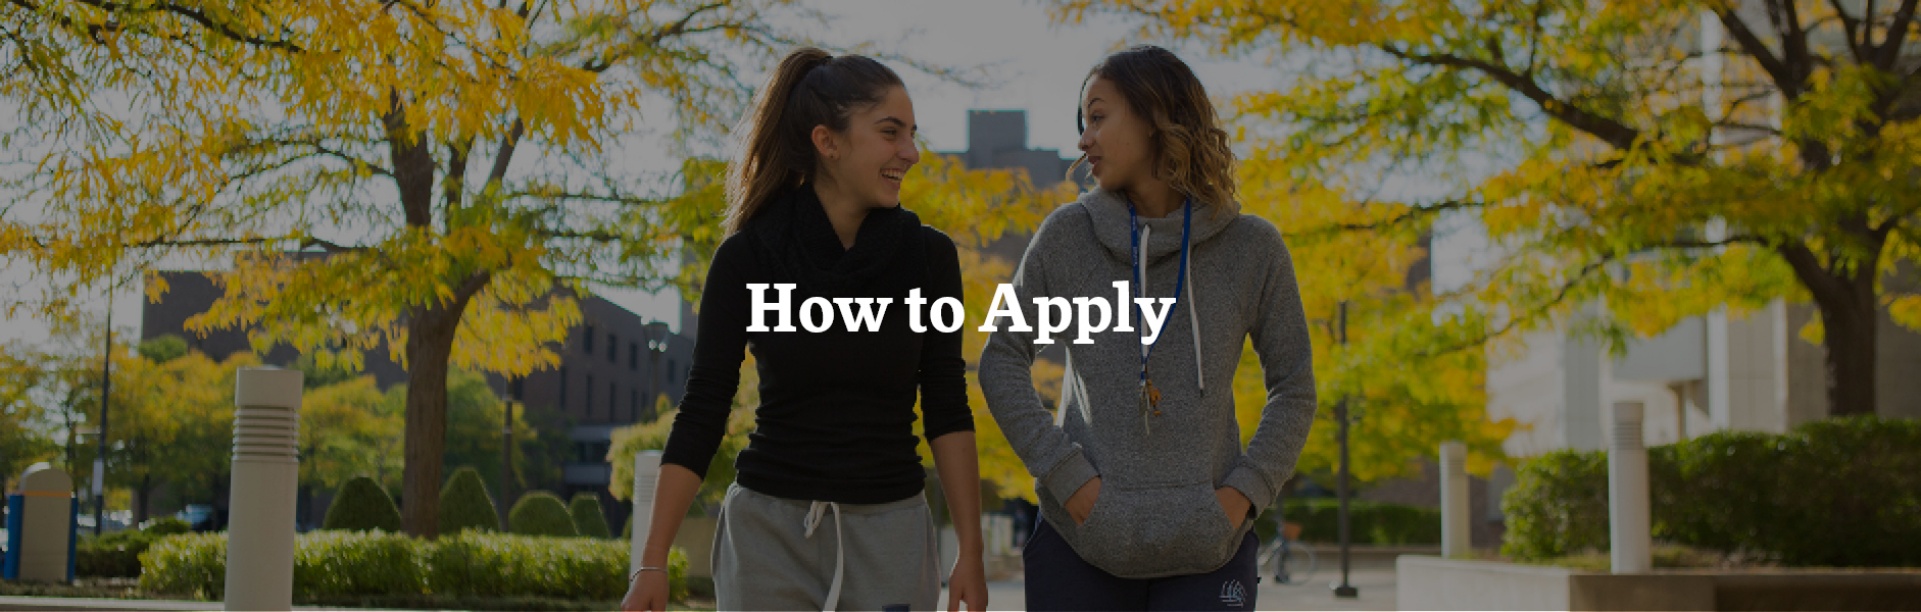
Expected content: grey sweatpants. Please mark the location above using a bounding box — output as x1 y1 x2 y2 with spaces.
713 482 941 611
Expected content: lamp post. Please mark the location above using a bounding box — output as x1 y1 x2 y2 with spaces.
501 377 519 526
94 268 118 537
1333 300 1358 599
644 323 668 421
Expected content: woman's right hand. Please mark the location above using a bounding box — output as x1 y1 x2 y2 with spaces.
1065 476 1103 525
620 569 670 612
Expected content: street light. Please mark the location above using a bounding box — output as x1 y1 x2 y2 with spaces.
1333 300 1358 599
94 260 121 537
643 323 668 422
501 376 521 526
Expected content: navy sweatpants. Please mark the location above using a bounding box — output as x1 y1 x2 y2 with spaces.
1023 518 1261 611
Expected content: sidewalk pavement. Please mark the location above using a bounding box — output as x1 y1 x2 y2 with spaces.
946 563 1400 611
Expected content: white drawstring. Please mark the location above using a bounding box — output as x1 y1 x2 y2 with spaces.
1140 223 1206 395
1186 238 1203 395
802 501 844 612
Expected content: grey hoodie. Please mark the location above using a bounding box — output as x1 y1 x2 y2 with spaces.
980 187 1317 579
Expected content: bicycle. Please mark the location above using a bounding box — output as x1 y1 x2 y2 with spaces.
1257 521 1317 585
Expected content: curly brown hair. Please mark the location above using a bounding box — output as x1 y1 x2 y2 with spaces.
1071 45 1238 216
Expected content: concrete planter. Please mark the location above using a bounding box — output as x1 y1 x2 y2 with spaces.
1397 555 1921 611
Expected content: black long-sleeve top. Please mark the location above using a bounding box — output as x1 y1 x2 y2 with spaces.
659 196 973 504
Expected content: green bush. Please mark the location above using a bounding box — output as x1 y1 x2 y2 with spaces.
509 491 578 537
139 532 227 599
141 517 193 536
291 531 426 598
1280 499 1442 545
323 476 404 533
1502 416 1921 567
77 531 153 578
425 532 682 600
141 531 689 603
77 516 204 578
570 493 613 539
439 467 501 534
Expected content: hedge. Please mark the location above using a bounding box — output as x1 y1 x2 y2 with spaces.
439 467 501 534
1502 415 1921 566
509 491 578 537
323 476 404 533
1252 499 1443 545
139 531 688 603
76 518 199 578
569 493 613 539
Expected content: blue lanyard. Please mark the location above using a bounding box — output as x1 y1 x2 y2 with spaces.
1129 197 1192 391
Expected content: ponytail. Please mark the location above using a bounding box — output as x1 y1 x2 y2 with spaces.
723 48 903 234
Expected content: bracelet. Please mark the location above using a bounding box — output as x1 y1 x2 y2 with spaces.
629 566 668 583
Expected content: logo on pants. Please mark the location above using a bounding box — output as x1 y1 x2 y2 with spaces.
1220 579 1247 607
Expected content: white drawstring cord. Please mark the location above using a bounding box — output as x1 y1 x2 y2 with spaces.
802 501 844 611
1186 239 1203 394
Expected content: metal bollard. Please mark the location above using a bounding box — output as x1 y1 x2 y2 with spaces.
1609 401 1651 574
1440 441 1470 558
630 450 662 575
225 368 303 611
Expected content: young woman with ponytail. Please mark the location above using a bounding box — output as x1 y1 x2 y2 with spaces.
619 48 987 612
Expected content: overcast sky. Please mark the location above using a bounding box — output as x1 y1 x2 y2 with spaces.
0 0 1484 347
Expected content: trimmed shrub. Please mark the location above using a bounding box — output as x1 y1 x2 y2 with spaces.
1282 499 1443 545
570 493 613 539
323 476 403 533
76 517 203 578
425 532 683 600
141 517 193 536
1502 416 1921 566
439 467 501 534
291 530 426 598
139 532 227 599
142 531 689 604
508 491 578 537
77 531 152 578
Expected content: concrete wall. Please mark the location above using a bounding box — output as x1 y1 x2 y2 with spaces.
1398 556 1921 612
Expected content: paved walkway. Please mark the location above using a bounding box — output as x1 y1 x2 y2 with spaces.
945 564 1399 611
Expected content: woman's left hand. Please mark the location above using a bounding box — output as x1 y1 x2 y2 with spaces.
946 553 989 612
1215 487 1253 530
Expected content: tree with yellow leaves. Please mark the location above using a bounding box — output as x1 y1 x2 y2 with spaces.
0 0 862 537
1058 0 1921 419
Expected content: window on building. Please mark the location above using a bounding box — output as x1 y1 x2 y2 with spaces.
668 360 678 384
607 333 616 362
510 377 524 401
630 344 639 371
584 325 595 353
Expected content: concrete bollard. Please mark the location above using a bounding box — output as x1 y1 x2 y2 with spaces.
630 450 662 575
1440 441 1470 558
4 464 76 583
225 368 303 611
1609 401 1651 574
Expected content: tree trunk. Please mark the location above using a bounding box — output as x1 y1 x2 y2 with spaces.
1781 243 1879 417
135 472 152 526
1818 294 1878 416
400 305 458 538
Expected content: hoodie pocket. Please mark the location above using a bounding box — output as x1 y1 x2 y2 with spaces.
1071 482 1239 577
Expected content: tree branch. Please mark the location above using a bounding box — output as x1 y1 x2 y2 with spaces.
1878 0 1921 71
59 0 304 52
1718 8 1796 95
1375 44 1641 150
